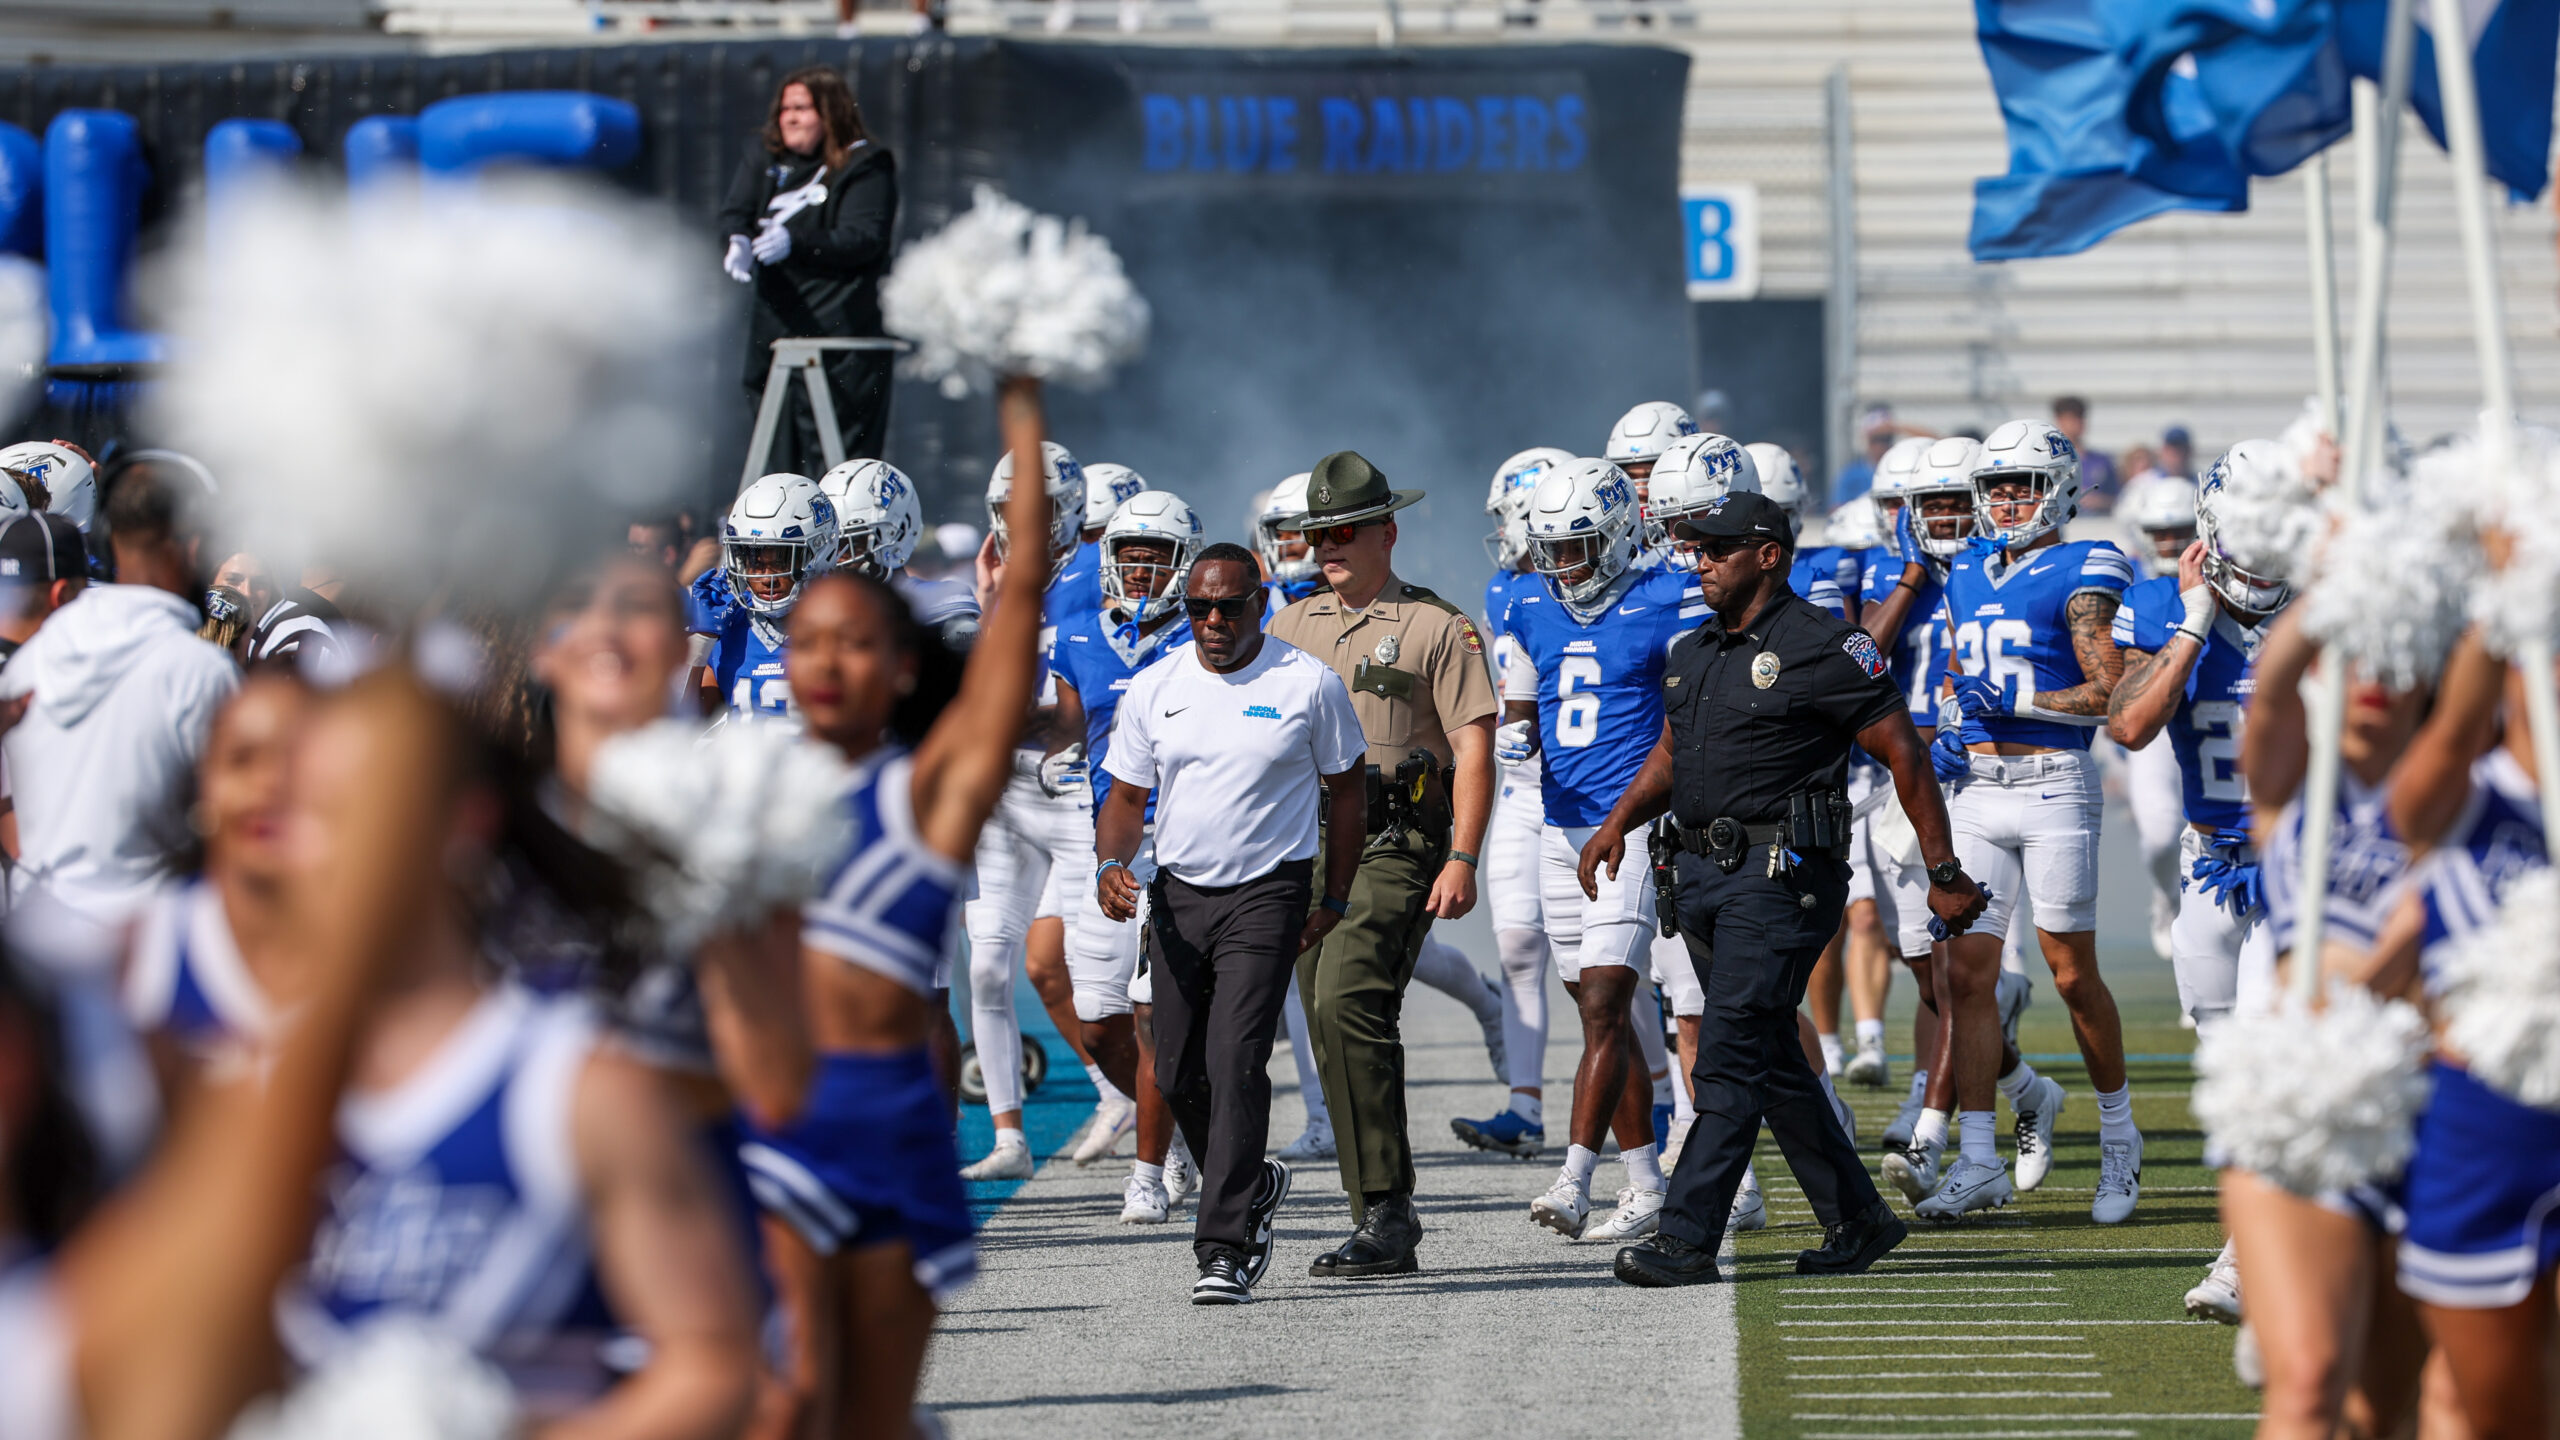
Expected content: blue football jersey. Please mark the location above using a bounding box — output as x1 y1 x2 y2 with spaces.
1788 550 1847 620
2111 574 2266 832
1262 571 1323 623
1049 611 1193 814
706 608 793 719
1503 567 1698 828
2418 749 2548 976
1941 538 2135 751
1858 553 1950 727
1032 539 1106 728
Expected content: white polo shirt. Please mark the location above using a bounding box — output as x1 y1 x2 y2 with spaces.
1102 637 1365 888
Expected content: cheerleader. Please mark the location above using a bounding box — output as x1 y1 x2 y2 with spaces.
2387 625 2560 1440
2230 610 2433 1439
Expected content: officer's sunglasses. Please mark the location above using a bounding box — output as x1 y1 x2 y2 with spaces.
1307 519 1382 548
1668 524 1759 561
1182 595 1256 622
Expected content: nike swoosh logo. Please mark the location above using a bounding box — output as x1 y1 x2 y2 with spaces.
1618 605 1650 615
1164 707 1189 717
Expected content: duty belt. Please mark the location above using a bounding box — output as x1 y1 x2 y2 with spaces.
1670 818 1789 873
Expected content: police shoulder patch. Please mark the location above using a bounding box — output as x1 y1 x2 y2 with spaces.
1458 618 1483 654
1841 629 1887 678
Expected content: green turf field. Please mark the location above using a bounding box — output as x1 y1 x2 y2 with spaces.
1732 951 2262 1440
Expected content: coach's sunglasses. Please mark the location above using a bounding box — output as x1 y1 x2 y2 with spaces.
1182 594 1256 622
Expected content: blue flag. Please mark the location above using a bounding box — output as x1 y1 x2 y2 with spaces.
2338 0 2559 200
1969 0 2249 261
2110 0 2352 178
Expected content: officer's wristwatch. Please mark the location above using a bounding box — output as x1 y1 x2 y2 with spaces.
1927 859 1966 888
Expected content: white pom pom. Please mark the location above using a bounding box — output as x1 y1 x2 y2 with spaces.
2432 430 2560 661
2298 502 2475 689
881 185 1149 399
585 719 856 948
227 1324 517 1440
2436 868 2560 1108
2209 443 2321 579
2191 984 2434 1194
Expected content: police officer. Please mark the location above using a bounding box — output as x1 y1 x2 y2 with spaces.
1575 492 1986 1288
1267 450 1498 1278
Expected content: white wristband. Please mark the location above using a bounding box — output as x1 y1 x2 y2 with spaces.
2175 583 2216 644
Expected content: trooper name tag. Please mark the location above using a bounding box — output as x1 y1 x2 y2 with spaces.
1750 651 1782 689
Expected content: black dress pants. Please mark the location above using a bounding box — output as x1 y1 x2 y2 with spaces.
1658 848 1882 1249
1147 858 1313 1262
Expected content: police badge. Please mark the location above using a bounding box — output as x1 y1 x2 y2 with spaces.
1375 635 1400 666
1751 651 1782 689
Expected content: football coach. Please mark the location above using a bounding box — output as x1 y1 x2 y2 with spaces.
1576 492 1987 1288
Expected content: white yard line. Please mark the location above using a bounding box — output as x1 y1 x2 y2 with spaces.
1776 1285 2064 1295
1785 1370 2105 1380
1781 1319 2196 1327
1780 1301 2071 1310
1787 1353 2099 1362
1791 1414 2256 1423
1792 1390 2113 1401
1784 1336 2089 1345
1798 1429 2136 1439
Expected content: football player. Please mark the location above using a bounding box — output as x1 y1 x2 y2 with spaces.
693 472 839 719
1919 421 2142 1224
2115 475 2205 962
821 458 979 647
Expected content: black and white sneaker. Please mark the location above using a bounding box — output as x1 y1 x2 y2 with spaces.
1192 1252 1251 1305
1241 1159 1292 1286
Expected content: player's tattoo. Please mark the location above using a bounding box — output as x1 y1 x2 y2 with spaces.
2033 591 2125 717
2107 646 2166 727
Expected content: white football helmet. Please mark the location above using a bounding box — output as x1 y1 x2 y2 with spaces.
818 459 923 578
1082 462 1147 533
1971 419 2082 548
2122 475 2200 578
723 472 839 618
1485 447 1575 566
1525 458 1643 612
1907 436 1987 560
1257 471 1316 584
987 440 1088 563
1604 401 1697 473
2196 441 2305 614
1867 435 1934 525
1744 443 1808 538
0 441 95 533
1101 489 1203 625
1646 433 1760 555
1827 494 1885 552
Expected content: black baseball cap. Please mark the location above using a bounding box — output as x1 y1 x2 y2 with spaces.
0 512 84 585
1678 491 1792 542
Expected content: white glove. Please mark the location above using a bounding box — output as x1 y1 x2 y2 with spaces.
2175 582 2217 644
1038 742 1088 797
1936 692 1965 735
1494 718 1538 766
751 221 792 266
722 234 754 284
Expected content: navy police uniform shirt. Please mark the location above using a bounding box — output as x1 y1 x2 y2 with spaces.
1664 589 1906 828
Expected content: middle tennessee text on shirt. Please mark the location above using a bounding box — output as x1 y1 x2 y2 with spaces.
1858 552 1950 727
802 747 966 998
2112 573 2265 833
2262 772 2410 957
1049 609 1194 816
1502 566 1698 828
1941 538 2135 752
2418 749 2549 978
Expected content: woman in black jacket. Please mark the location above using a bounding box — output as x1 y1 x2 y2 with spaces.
719 66 899 473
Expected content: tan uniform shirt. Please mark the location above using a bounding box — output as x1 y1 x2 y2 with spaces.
1267 572 1500 772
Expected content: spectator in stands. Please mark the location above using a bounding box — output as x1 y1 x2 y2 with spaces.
2051 396 2120 513
211 551 278 632
2119 444 2157 487
0 459 238 932
719 66 900 475
200 587 254 660
2157 425 2196 480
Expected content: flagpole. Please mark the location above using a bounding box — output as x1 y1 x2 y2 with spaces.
2304 153 2343 438
2294 0 2416 1003
2426 0 2560 858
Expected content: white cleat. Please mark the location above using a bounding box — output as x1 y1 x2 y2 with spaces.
2233 1321 2265 1389
1477 976 1509 1081
1277 1116 1337 1162
2149 891 2176 964
1914 1155 2015 1222
1995 969 2032 1051
2092 1134 2143 1224
1883 1135 1944 1205
1070 1093 1137 1166
1844 1040 1890 1090
960 1134 1034 1182
1119 1173 1170 1224
1530 1174 1591 1239
2184 1240 2242 1323
1164 1135 1200 1210
2011 1076 2067 1192
1728 1186 1767 1232
1585 1186 1666 1242
1882 1094 1925 1153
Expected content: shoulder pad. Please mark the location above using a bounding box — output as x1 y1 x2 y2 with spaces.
1399 584 1463 616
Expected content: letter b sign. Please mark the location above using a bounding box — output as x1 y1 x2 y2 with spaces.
1682 185 1759 301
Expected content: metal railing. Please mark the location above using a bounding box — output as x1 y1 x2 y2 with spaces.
373 0 1706 41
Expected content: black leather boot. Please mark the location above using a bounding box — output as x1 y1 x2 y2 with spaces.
1613 1231 1725 1287
1307 1192 1422 1278
1795 1200 1909 1276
